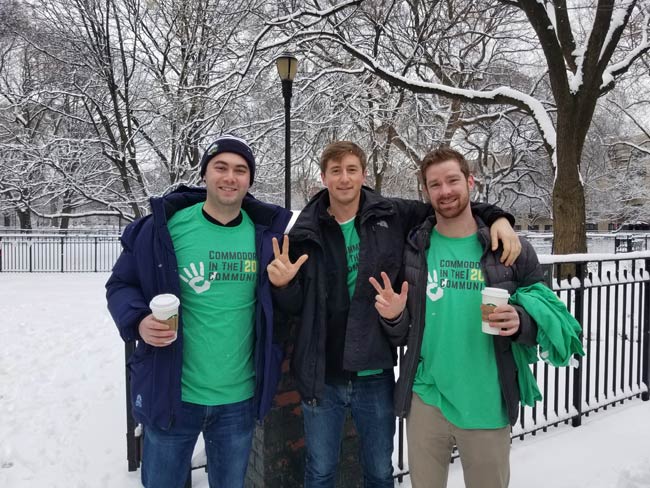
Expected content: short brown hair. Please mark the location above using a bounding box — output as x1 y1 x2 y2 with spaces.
320 141 367 172
420 146 470 184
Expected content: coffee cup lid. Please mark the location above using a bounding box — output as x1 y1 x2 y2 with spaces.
150 294 180 310
481 287 510 298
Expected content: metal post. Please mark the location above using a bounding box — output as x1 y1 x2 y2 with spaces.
94 237 98 273
282 79 293 210
642 259 650 401
125 341 139 471
60 236 65 273
572 262 585 427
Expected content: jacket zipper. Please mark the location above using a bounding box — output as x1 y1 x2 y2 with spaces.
160 217 178 430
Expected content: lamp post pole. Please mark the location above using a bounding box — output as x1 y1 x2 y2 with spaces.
275 53 298 210
282 79 292 209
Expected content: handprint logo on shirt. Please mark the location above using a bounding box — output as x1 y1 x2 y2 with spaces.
180 262 211 294
426 270 446 302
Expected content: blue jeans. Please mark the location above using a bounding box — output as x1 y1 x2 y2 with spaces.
302 371 395 488
142 398 255 488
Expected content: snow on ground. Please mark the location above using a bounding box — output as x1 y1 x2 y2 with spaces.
1 273 649 487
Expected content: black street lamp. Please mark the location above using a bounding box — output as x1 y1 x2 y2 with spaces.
275 53 298 209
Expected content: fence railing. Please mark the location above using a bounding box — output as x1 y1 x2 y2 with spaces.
0 227 124 236
2 231 648 271
522 232 650 255
0 234 122 272
529 252 650 422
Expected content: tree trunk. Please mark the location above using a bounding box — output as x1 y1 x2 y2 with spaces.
58 190 75 230
551 166 587 252
114 158 143 219
17 209 32 230
551 88 591 256
59 202 72 230
374 170 383 195
552 120 587 256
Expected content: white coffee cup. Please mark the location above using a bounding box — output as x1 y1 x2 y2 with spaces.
149 294 180 340
480 287 510 335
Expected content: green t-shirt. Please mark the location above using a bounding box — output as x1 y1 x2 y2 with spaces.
339 218 360 297
413 229 508 429
168 203 257 406
339 218 381 377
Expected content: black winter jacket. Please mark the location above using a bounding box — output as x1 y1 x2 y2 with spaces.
384 215 544 425
273 187 514 404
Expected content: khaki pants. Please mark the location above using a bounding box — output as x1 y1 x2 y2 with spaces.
406 393 511 488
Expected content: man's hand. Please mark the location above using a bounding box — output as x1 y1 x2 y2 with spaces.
267 235 308 288
138 314 176 347
490 217 521 266
487 304 520 337
369 271 408 320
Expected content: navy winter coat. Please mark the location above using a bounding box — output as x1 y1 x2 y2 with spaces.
106 185 292 429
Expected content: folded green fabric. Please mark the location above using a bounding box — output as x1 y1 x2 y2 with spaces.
509 282 586 406
510 341 542 406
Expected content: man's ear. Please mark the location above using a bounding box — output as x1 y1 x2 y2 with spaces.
468 174 475 191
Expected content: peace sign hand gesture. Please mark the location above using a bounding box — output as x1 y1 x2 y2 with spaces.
267 235 309 288
369 271 408 321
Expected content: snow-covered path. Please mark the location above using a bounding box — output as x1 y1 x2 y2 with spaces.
1 273 649 487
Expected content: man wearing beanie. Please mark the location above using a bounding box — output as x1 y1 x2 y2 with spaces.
106 134 292 488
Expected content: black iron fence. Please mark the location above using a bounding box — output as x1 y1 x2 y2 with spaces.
614 235 648 253
0 234 121 272
512 253 650 437
521 232 650 255
0 227 123 236
2 231 647 271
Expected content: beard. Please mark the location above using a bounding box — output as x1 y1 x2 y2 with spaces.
433 191 470 220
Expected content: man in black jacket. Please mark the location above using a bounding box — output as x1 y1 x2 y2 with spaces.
371 146 544 488
267 141 521 488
